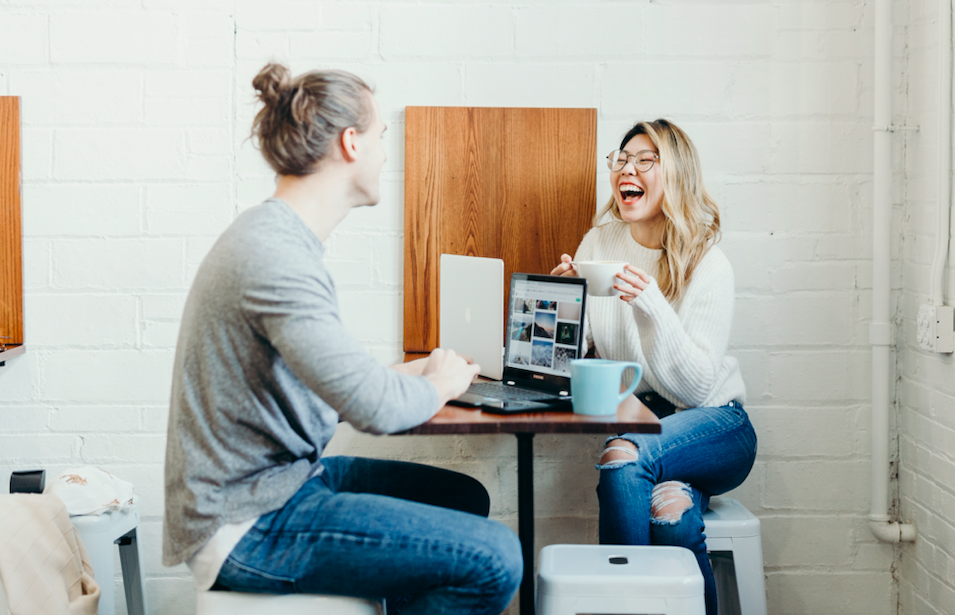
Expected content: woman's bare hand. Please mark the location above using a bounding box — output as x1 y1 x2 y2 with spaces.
550 253 578 277
615 265 651 302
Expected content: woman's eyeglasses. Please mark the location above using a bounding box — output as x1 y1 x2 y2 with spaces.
606 149 659 172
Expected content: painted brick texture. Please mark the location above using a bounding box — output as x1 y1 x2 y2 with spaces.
897 2 955 614
0 2 944 614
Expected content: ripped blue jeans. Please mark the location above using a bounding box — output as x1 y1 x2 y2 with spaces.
596 401 756 615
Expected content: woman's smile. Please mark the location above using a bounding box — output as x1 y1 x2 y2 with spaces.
617 179 645 207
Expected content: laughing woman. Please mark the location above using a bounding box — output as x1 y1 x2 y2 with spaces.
551 119 757 615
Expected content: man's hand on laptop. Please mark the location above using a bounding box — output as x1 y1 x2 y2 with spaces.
391 353 475 376
422 348 481 407
391 358 427 375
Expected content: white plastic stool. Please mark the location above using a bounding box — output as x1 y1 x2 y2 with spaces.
197 591 384 615
538 544 705 615
70 505 146 615
703 497 767 615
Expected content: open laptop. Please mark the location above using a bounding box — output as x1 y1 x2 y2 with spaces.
449 272 588 413
440 254 505 380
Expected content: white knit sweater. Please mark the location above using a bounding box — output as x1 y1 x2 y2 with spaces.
574 222 746 410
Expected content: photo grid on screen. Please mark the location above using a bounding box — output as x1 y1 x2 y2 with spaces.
508 290 580 375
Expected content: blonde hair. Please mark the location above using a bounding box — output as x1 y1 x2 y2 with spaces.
250 63 373 176
594 119 720 303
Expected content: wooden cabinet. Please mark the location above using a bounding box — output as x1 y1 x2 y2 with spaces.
0 96 24 365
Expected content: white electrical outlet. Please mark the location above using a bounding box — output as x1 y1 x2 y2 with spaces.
917 304 955 353
940 306 955 353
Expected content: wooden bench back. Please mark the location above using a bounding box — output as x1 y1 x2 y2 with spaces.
0 97 23 350
403 106 596 353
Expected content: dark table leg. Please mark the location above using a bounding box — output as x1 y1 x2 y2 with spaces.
516 432 535 615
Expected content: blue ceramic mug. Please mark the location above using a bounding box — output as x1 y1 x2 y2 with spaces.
569 359 643 416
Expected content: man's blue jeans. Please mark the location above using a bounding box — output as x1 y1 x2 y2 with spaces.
214 456 523 615
596 401 757 615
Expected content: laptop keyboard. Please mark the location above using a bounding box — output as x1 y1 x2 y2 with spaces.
467 381 560 401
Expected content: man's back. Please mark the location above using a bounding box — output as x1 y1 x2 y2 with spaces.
162 199 435 566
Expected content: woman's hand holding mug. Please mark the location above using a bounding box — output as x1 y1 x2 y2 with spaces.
550 254 578 277
614 265 651 302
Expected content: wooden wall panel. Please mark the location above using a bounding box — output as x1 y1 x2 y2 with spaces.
0 97 23 350
404 106 596 353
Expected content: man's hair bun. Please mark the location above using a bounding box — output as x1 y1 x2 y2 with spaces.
252 62 293 109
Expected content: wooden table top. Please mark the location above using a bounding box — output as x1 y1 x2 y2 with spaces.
398 353 661 435
397 393 661 436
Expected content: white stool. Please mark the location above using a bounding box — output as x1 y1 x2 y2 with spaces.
537 544 705 615
197 591 384 615
70 505 146 615
703 497 767 615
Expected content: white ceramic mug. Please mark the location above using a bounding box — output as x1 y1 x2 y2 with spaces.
572 260 627 296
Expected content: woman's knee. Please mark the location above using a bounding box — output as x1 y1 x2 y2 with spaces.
650 481 693 523
597 438 639 468
649 481 705 548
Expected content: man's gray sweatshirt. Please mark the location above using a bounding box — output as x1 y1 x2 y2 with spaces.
162 199 438 566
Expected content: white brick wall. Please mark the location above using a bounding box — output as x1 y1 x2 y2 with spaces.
897 1 955 613
0 2 944 614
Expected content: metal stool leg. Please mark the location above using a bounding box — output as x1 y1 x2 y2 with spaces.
117 528 148 615
730 535 767 615
77 527 116 615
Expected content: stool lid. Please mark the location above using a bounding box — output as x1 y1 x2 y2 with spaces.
538 545 704 598
703 497 761 538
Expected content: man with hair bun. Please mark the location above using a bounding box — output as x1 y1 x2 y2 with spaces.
162 62 522 615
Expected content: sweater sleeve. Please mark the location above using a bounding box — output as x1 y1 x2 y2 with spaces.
629 254 735 407
241 262 439 435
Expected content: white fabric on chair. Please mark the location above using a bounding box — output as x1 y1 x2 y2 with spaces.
0 573 9 614
44 466 136 516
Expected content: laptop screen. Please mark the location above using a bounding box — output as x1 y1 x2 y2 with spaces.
504 274 587 384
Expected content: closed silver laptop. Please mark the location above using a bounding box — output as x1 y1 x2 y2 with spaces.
439 254 505 380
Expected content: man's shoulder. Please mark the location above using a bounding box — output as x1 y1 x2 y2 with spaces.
214 201 321 274
225 200 300 242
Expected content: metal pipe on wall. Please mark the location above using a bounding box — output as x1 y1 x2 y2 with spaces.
932 0 953 307
869 0 917 544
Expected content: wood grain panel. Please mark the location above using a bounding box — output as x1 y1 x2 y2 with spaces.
404 107 596 353
0 97 23 351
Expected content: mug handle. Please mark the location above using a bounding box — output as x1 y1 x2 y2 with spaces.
616 363 644 404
